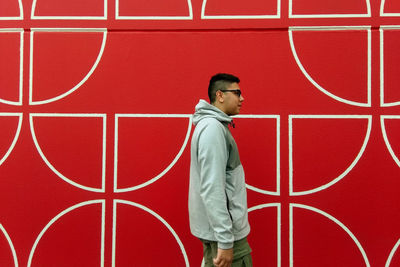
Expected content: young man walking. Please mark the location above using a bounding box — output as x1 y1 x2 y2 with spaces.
189 73 252 267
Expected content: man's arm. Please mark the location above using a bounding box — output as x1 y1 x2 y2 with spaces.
197 120 234 249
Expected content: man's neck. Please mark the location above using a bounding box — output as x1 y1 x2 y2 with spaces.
212 102 227 115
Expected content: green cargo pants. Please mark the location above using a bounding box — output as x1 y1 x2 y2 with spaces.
201 237 253 267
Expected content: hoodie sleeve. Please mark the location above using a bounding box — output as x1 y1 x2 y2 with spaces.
197 119 234 249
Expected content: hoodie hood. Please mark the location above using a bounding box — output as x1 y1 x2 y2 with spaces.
193 99 232 126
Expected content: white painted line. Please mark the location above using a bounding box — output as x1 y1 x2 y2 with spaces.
380 27 400 107
289 0 371 18
380 116 400 168
249 203 281 267
0 0 23 20
112 200 189 267
114 114 192 192
0 28 24 32
0 113 23 167
0 223 19 267
201 0 280 19
289 26 371 107
31 0 107 20
29 28 107 105
116 0 193 20
28 200 105 267
380 0 400 17
29 113 107 192
386 239 400 267
290 203 370 267
0 29 23 106
234 115 281 196
289 115 372 196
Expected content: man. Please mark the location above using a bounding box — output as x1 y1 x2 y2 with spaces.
189 73 252 267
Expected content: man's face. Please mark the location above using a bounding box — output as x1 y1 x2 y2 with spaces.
220 82 244 116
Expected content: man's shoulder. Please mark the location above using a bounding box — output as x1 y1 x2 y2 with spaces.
194 118 227 140
196 117 223 127
196 117 226 133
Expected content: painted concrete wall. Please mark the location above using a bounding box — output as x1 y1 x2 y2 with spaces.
0 0 400 266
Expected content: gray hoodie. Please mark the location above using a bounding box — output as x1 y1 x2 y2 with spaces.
189 99 250 249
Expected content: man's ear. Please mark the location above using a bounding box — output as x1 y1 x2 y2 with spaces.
216 90 224 103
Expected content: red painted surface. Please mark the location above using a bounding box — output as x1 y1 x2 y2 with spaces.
0 0 399 266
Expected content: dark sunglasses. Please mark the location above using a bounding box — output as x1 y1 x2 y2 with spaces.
220 89 242 97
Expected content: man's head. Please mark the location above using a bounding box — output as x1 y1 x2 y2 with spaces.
208 73 244 116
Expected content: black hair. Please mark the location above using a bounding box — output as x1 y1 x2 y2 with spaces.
208 73 240 104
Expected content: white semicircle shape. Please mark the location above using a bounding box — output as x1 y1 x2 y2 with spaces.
115 0 193 20
248 203 281 267
27 199 105 267
381 0 385 15
0 29 23 106
234 115 281 196
114 114 192 193
31 0 107 20
0 223 19 267
386 239 400 267
380 0 400 16
17 0 23 19
29 28 107 105
289 115 372 196
0 0 23 20
29 113 106 193
290 203 371 267
112 199 189 267
289 26 371 107
380 26 400 107
380 115 400 168
201 0 281 19
289 0 371 18
0 113 23 167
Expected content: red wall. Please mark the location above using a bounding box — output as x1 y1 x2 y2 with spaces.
1 0 400 266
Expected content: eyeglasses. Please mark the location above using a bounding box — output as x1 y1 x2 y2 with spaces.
219 89 242 97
